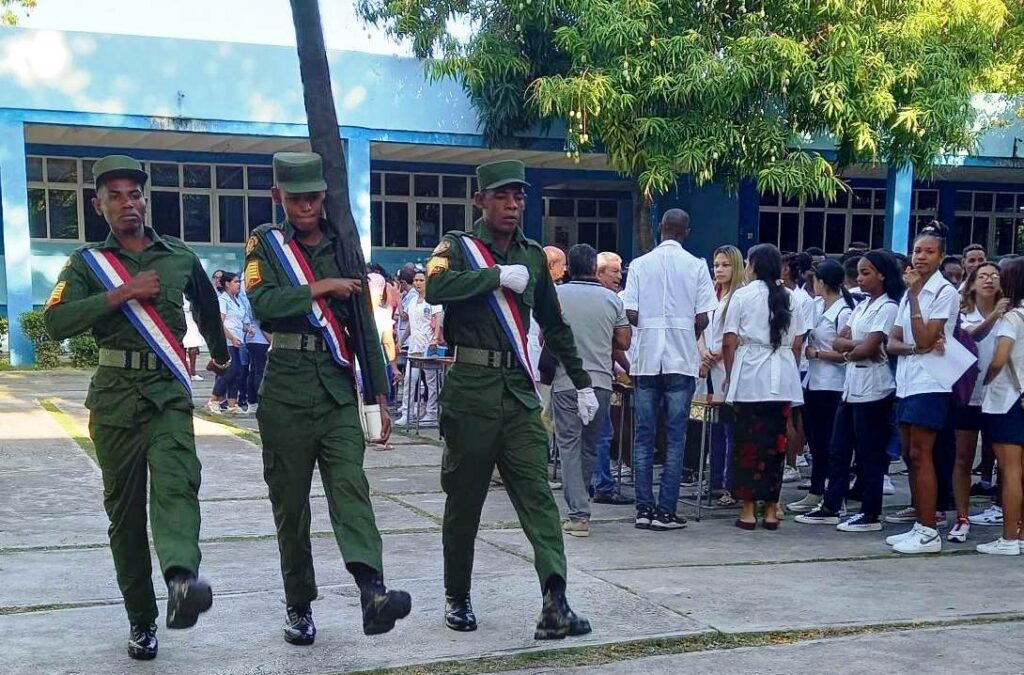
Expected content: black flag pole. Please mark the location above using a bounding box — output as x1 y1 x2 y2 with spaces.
288 0 379 405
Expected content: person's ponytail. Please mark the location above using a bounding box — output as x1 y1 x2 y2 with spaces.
765 280 792 349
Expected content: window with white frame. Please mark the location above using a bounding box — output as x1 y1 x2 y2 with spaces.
758 188 938 253
369 171 478 249
26 156 277 244
954 190 1024 256
543 197 619 251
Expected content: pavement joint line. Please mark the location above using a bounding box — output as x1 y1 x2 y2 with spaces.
391 429 445 447
37 397 98 468
343 613 1024 675
372 491 444 525
193 409 263 446
586 547 983 571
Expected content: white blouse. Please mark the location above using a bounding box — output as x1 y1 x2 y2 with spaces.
807 299 853 392
961 308 998 408
843 294 898 403
982 309 1024 415
723 282 808 405
706 291 732 395
895 272 960 398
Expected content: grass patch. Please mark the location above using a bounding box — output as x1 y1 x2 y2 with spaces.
194 409 263 446
391 428 445 447
39 398 96 464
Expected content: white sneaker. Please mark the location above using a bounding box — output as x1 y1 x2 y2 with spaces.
893 524 942 554
837 513 882 532
795 453 809 468
882 475 895 495
797 479 812 490
562 519 590 538
795 507 840 525
206 401 224 415
976 537 1020 556
782 466 801 483
224 405 245 415
191 374 204 382
786 493 821 514
886 525 920 546
394 416 409 426
246 403 258 415
969 505 1004 526
947 518 970 543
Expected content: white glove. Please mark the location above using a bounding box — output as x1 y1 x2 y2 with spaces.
577 387 600 425
497 264 530 294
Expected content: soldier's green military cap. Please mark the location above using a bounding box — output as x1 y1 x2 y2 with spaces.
476 159 530 191
273 152 328 194
93 155 148 189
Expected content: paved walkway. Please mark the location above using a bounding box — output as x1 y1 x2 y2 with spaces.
1 370 1022 674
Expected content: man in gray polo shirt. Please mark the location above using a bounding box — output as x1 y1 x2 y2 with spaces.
551 244 631 537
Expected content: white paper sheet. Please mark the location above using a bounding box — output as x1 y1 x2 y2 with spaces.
919 337 978 389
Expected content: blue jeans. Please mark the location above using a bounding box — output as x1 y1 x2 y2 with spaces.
709 422 733 491
591 412 617 494
633 373 696 514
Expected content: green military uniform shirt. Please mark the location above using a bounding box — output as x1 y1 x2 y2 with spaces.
43 227 229 426
245 219 389 406
425 220 591 414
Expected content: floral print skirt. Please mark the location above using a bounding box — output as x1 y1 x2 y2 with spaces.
731 402 790 503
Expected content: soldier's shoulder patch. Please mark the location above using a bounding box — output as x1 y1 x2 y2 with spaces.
427 256 449 277
45 281 67 310
432 239 450 256
244 260 262 291
245 234 260 256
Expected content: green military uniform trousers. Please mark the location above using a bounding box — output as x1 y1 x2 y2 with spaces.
90 404 202 626
440 364 567 596
257 389 384 605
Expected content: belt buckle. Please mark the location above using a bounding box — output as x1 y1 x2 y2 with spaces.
487 351 500 368
300 334 312 351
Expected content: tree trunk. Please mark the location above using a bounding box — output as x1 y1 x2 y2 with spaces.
632 182 653 255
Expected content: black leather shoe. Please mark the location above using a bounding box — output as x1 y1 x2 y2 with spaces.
361 585 412 635
534 589 592 640
166 574 213 629
127 623 158 660
444 594 477 632
283 604 316 646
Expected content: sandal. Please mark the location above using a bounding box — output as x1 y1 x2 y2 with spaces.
717 493 737 507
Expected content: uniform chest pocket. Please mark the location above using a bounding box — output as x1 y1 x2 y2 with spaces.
520 277 536 309
161 284 185 309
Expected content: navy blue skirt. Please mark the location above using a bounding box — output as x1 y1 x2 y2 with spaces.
984 400 1024 445
896 393 952 431
954 404 983 432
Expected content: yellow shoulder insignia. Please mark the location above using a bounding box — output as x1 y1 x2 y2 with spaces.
432 240 450 256
244 260 262 291
245 234 260 256
45 281 67 310
427 256 449 277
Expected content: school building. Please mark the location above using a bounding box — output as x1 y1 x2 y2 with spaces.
1 28 1023 363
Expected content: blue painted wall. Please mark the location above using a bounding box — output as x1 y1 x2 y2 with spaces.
652 181 740 261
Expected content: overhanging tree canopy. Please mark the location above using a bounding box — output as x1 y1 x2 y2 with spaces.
1 0 36 25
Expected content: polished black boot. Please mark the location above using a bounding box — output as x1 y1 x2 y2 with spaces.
165 571 213 629
534 589 592 640
283 604 316 646
444 594 478 632
127 623 158 660
360 583 412 635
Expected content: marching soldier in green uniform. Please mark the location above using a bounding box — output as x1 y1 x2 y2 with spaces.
43 155 230 660
425 159 598 639
244 152 410 646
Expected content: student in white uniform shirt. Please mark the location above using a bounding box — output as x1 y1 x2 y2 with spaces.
722 244 807 531
949 262 1009 543
977 258 1024 555
887 222 962 554
786 260 854 514
396 270 443 426
795 251 903 530
782 252 815 485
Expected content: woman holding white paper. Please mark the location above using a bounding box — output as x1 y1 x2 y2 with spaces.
887 222 964 554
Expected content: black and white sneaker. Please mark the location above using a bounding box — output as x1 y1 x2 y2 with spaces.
794 507 840 525
650 511 687 531
635 507 654 530
127 623 158 660
836 512 882 532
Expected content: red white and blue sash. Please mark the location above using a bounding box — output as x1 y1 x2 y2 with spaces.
456 235 538 398
263 229 353 370
81 249 192 393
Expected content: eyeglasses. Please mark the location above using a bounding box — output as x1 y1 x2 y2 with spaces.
977 272 1000 281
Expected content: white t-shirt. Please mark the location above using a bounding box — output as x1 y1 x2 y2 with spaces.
961 308 998 408
843 294 898 403
807 299 853 392
793 286 816 374
406 298 442 353
723 282 808 405
982 309 1024 415
895 273 960 398
622 240 718 377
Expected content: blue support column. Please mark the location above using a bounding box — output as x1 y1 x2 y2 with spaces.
523 168 544 241
0 119 34 365
884 163 914 254
737 179 760 254
345 137 372 262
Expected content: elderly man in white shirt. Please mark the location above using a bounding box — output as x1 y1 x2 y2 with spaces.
622 209 717 531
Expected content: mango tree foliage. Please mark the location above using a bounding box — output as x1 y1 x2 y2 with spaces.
1 0 36 25
360 0 1011 252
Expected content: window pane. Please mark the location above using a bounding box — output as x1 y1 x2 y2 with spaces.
151 192 181 237
414 174 439 197
872 189 886 210
442 176 467 198
954 216 973 251
758 211 779 245
578 222 598 248
972 217 989 247
549 198 574 217
781 192 800 208
577 200 597 217
805 194 826 209
996 192 1016 212
974 192 994 212
47 189 79 239
779 212 799 252
216 165 244 190
82 188 108 241
442 204 466 233
371 201 383 247
46 158 78 184
598 222 617 251
995 217 1015 255
384 173 410 196
247 196 273 230
916 190 938 211
183 165 211 189
82 159 96 185
218 195 246 243
852 189 872 209
954 191 972 212
370 172 382 196
471 178 478 194
759 191 779 207
248 166 274 190
802 211 824 251
151 163 180 187
825 213 846 254
26 157 43 182
415 203 440 249
28 188 47 238
1017 218 1024 254
851 214 872 248
183 194 211 242
384 202 409 247
871 215 885 250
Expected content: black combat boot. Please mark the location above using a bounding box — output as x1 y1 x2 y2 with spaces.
165 570 213 629
127 623 158 660
283 604 316 646
444 594 478 632
360 582 412 635
534 588 592 640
